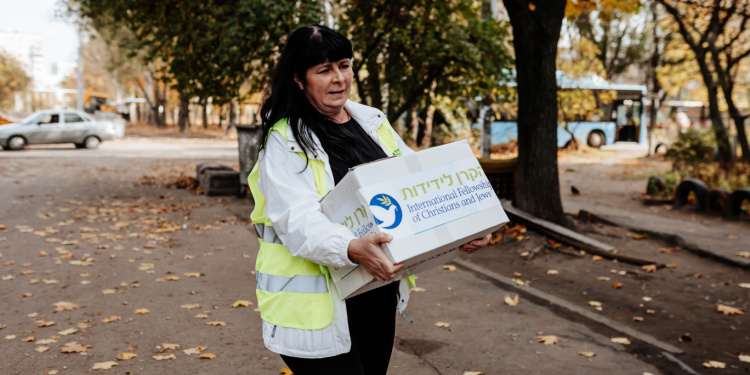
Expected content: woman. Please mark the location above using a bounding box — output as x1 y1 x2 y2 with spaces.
248 24 490 375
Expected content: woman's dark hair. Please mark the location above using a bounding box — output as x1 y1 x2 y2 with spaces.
260 24 360 167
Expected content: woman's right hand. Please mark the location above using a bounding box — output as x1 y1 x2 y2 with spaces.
347 233 404 283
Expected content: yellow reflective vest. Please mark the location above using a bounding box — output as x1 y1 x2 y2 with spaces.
248 115 408 330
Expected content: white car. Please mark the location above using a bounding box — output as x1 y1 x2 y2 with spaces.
0 110 117 150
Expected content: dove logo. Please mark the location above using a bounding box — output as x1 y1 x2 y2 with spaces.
369 194 403 229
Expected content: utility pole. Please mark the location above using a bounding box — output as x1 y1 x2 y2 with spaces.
76 24 84 112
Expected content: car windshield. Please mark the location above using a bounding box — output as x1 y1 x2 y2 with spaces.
21 114 41 124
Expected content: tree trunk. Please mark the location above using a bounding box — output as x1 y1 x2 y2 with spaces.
229 101 237 125
504 0 567 225
178 96 190 132
201 98 209 129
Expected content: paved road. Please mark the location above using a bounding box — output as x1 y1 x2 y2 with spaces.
0 137 664 374
0 136 239 159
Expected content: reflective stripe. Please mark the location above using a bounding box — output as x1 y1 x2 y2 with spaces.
256 272 328 294
254 224 282 245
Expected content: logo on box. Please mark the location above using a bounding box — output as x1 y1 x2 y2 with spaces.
369 194 402 229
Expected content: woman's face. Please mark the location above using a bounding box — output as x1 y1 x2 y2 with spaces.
296 58 352 119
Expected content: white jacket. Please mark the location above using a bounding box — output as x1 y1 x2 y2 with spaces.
256 100 415 358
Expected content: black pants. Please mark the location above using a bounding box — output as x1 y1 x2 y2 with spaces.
281 282 400 375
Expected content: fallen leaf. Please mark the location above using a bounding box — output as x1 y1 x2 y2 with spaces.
435 322 450 328
739 354 750 363
641 264 657 273
738 251 750 258
463 372 482 375
717 304 744 315
206 321 226 327
280 368 294 375
665 263 678 268
519 251 530 257
134 308 150 314
511 278 529 286
612 282 624 289
702 361 726 368
642 296 653 302
632 316 644 322
646 309 655 314
4 335 16 340
117 352 137 360
53 301 80 312
35 321 55 327
183 255 195 260
2 275 14 280
36 338 57 344
35 346 49 352
513 272 522 278
591 255 604 261
537 335 558 345
23 292 33 297
195 314 208 319
138 263 154 271
101 316 121 323
22 336 35 342
611 337 631 345
442 265 456 271
184 272 201 277
92 361 117 370
632 233 649 239
504 294 519 307
20 270 36 275
38 251 48 257
60 341 89 353
658 247 676 253
232 300 253 308
587 301 602 307
69 258 95 266
739 283 750 289
181 303 201 310
101 289 116 295
199 353 216 359
162 343 180 350
578 351 596 358
58 328 78 336
153 353 177 361
184 346 208 355
164 276 180 281
547 270 559 275
42 279 59 285
597 276 610 281
410 287 426 292
728 234 739 239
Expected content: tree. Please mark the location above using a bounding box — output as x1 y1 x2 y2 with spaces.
502 0 567 224
657 0 750 163
72 0 323 131
0 52 31 109
569 2 647 79
340 0 513 147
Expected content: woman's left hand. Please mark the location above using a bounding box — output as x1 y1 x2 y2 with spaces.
459 234 492 254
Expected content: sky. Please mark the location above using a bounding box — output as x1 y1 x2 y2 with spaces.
2 0 79 64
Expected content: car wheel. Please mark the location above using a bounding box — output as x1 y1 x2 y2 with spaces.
83 136 100 149
587 131 605 148
7 136 26 151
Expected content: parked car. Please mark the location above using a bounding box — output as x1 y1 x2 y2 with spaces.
0 110 117 150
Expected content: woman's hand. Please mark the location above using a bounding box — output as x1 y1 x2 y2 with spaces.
459 234 492 255
347 233 404 283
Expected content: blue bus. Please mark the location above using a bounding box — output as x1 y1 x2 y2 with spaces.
474 72 648 148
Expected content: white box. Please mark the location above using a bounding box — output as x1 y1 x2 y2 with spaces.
321 140 509 300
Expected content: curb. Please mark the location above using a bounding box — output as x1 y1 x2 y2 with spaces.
453 258 684 355
579 210 750 269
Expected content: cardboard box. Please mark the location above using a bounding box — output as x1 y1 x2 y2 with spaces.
321 140 509 300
